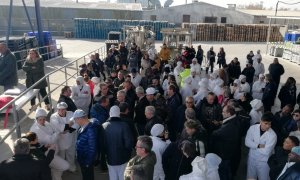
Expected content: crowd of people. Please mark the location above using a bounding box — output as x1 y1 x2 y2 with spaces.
1 41 300 180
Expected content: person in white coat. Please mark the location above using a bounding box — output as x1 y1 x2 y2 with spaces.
190 58 201 76
239 74 250 93
174 61 184 85
30 108 70 180
245 112 277 180
249 99 264 125
150 124 171 180
71 76 91 114
148 45 157 61
181 77 194 104
252 74 266 100
213 78 224 96
50 102 78 172
253 58 265 81
179 156 208 180
190 67 201 94
193 79 209 104
130 68 142 88
231 79 243 100
252 50 262 65
91 77 100 98
205 153 221 180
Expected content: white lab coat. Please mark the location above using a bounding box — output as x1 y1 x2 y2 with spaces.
194 88 208 104
130 73 142 88
240 82 251 93
252 80 265 100
205 153 221 180
253 62 265 77
50 111 76 151
151 136 171 180
245 124 277 180
71 81 91 115
252 53 262 64
190 63 201 76
190 75 201 91
148 47 157 61
30 121 70 180
181 78 193 104
179 156 208 180
174 65 184 85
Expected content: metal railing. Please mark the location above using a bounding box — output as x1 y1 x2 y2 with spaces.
13 44 63 70
0 45 107 144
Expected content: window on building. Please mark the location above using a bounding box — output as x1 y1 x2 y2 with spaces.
150 15 156 21
259 20 264 24
204 16 217 23
183 15 191 23
221 17 227 23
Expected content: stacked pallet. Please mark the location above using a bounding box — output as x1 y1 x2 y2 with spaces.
182 23 283 42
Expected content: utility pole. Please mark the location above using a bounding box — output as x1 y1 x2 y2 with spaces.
6 0 13 44
34 0 44 46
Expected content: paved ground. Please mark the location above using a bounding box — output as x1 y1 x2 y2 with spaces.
1 38 300 180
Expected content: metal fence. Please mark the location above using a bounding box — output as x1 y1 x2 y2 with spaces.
0 45 107 144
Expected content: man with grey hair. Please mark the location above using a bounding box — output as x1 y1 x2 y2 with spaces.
144 106 163 136
0 43 18 90
124 135 157 180
185 108 196 120
0 138 51 180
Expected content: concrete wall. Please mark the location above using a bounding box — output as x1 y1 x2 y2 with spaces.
143 2 254 25
0 5 142 36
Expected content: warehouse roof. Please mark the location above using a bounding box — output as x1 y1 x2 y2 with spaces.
0 0 142 11
237 9 300 17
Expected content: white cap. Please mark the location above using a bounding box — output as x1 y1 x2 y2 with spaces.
150 124 164 137
146 87 156 95
250 99 263 110
109 105 120 117
233 79 240 85
56 102 68 109
192 58 197 62
35 108 47 118
91 77 100 84
239 74 246 81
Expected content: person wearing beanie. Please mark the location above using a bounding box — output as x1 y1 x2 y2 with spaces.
277 146 300 180
30 108 70 180
71 76 91 114
74 109 97 180
268 136 299 180
245 112 277 180
102 105 134 180
150 124 171 180
50 102 78 172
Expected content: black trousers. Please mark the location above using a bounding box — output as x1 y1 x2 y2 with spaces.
80 165 94 180
31 88 49 105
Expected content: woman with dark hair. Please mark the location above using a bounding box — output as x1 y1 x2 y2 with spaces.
22 49 50 110
162 140 196 180
23 131 55 165
217 47 226 69
278 77 297 109
268 136 300 180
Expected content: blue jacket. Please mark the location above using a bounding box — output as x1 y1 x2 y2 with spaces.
102 117 134 165
90 103 109 125
76 122 97 166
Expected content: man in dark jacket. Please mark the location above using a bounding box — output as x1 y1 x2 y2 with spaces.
74 109 97 180
268 58 285 92
102 106 134 180
0 138 51 180
144 106 163 136
90 95 109 125
242 63 255 84
262 74 277 112
196 45 204 66
210 105 241 180
58 86 77 112
119 42 128 66
228 57 241 84
277 146 300 180
196 92 223 134
0 43 18 90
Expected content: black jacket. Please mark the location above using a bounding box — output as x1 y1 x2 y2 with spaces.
196 97 223 133
228 61 241 81
144 116 163 136
134 96 152 125
268 63 285 85
242 66 255 84
268 147 290 180
278 85 297 108
0 154 51 180
277 162 300 180
162 141 194 180
58 94 77 112
0 49 18 86
262 82 277 107
102 117 134 165
210 116 240 160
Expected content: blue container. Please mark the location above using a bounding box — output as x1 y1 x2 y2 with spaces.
291 33 300 42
